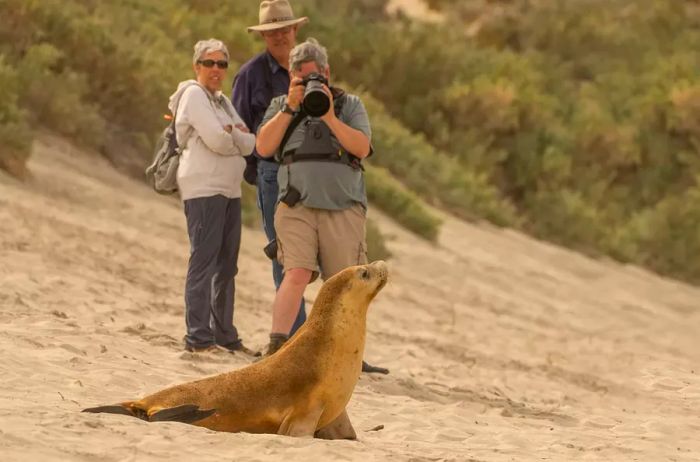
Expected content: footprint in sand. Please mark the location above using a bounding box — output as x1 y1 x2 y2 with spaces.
679 384 700 398
179 350 241 365
652 378 687 391
611 423 647 436
583 416 618 429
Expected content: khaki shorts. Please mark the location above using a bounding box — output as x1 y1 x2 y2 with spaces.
274 203 368 281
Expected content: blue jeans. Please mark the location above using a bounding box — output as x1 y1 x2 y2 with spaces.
257 160 306 335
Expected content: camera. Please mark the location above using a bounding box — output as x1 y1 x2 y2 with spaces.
301 72 330 117
263 238 278 261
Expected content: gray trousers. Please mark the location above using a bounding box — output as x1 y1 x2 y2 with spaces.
183 195 241 349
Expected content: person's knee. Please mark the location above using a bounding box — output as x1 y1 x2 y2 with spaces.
284 268 312 286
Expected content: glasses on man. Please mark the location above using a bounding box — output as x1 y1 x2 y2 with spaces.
197 59 229 69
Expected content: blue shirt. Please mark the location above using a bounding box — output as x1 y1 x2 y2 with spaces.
232 51 290 159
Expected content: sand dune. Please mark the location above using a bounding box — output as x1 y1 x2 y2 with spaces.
1 133 699 461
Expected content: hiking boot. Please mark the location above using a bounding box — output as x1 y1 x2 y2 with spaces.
362 360 389 375
219 342 261 358
263 333 289 357
184 343 219 353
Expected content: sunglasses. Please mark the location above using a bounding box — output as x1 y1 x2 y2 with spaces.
197 59 229 69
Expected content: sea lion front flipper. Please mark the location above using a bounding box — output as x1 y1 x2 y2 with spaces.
314 409 357 440
148 404 216 424
278 406 324 438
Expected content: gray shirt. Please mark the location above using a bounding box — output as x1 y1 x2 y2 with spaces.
259 93 372 210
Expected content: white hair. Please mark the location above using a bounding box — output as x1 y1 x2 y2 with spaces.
192 38 229 65
289 38 328 72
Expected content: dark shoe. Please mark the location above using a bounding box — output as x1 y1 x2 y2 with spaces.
264 333 289 357
219 342 261 357
362 360 389 375
184 344 219 353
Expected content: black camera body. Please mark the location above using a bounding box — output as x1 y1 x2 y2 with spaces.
301 72 330 117
263 238 278 261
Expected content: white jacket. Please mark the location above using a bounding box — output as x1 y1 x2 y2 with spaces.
170 80 255 201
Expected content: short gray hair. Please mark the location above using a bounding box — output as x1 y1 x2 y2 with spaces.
289 38 328 72
192 39 230 65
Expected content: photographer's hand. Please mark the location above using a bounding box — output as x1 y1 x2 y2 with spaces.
257 80 303 158
319 84 336 124
287 77 304 111
320 84 371 158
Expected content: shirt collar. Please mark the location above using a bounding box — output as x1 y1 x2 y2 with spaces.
265 51 285 74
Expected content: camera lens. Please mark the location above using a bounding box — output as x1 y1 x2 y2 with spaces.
303 80 330 117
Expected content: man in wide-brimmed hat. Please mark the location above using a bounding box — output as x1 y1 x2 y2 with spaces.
233 0 310 340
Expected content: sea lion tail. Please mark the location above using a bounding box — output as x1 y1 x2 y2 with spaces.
82 402 215 424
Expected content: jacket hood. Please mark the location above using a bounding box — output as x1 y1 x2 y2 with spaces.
169 80 229 114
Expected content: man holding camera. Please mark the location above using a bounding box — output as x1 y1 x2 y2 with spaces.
257 38 389 380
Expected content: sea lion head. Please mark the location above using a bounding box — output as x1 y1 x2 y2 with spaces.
358 260 389 300
309 261 389 326
330 260 388 303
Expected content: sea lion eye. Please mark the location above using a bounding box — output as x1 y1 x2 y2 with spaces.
359 268 370 280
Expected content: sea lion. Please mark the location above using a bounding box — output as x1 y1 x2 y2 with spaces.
83 261 388 438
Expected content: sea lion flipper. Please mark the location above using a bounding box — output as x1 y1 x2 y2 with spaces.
83 403 149 421
315 409 357 440
149 404 216 423
82 405 134 416
278 406 324 438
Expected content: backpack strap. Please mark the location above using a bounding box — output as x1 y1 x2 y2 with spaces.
276 107 308 162
170 82 207 151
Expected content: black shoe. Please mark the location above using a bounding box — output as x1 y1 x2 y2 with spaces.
219 342 261 357
362 360 389 374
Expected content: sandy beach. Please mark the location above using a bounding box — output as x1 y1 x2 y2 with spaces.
1 133 699 461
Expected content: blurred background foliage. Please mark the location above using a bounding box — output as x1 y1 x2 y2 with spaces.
1 0 700 282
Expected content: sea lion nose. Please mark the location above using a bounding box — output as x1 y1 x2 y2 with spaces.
370 260 388 279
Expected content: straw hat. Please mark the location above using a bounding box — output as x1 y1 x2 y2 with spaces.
247 0 309 32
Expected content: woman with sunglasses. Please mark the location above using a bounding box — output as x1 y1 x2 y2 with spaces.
169 38 258 356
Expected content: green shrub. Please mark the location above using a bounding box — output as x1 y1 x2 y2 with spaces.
523 189 608 254
365 218 392 262
16 43 106 149
364 165 441 242
0 54 32 178
359 91 518 226
612 179 700 283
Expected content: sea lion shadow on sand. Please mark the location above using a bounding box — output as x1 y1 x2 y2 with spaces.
83 261 389 439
